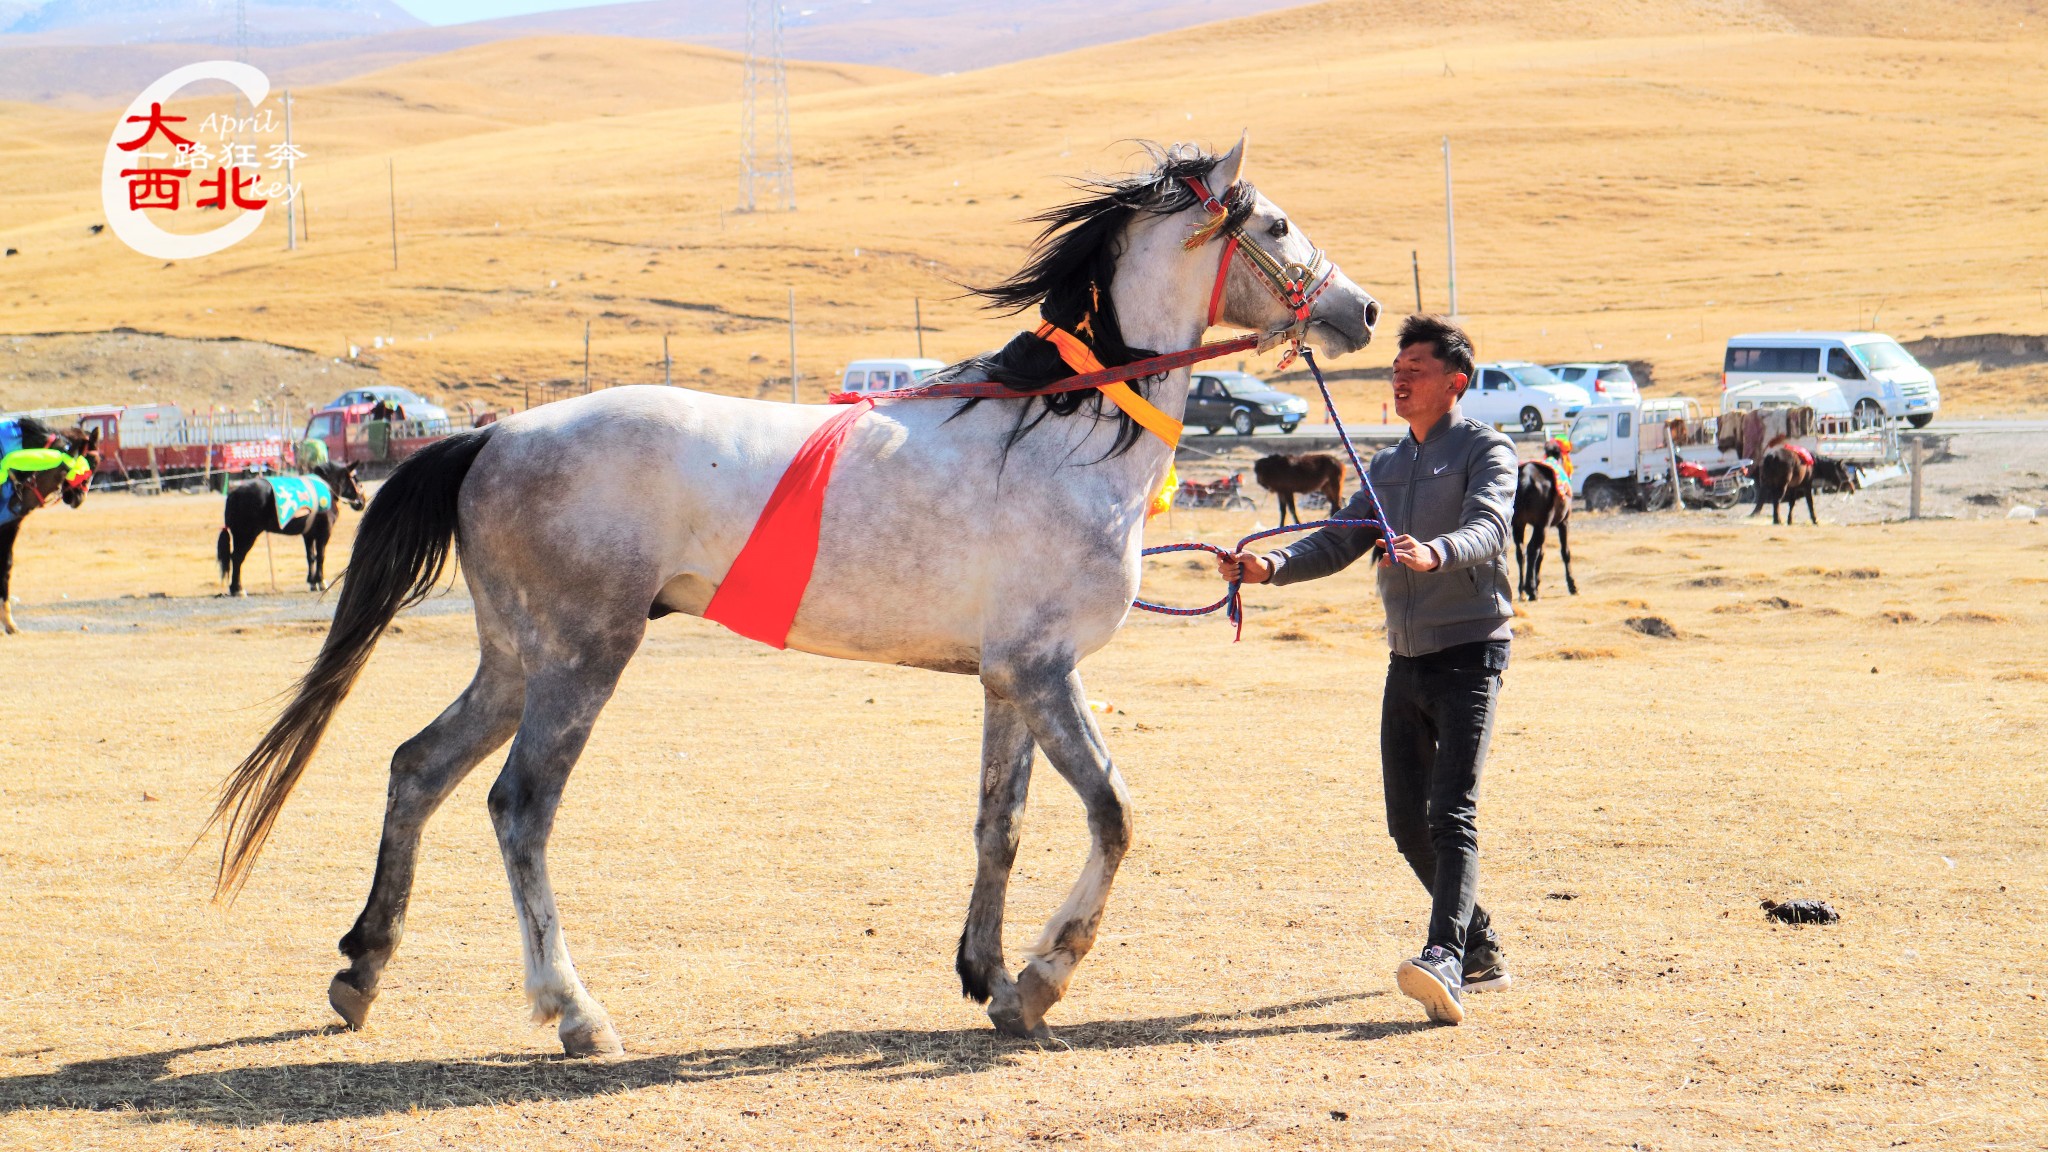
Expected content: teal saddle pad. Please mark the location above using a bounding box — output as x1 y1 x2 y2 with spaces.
270 474 332 529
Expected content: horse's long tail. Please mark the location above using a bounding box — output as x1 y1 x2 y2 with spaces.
216 526 231 579
206 427 497 898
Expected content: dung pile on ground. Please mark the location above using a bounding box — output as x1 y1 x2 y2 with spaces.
1762 899 1841 924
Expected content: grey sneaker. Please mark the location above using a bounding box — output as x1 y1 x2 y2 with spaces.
1396 944 1466 1025
1463 936 1513 993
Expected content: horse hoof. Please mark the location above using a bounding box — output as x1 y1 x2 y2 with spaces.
328 971 375 1030
1008 962 1062 1039
559 1018 624 1058
988 1001 1052 1041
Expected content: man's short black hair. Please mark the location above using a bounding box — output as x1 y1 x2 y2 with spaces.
1398 314 1476 382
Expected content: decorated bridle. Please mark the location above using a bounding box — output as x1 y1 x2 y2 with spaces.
1 447 93 512
1181 173 1339 370
836 159 1348 446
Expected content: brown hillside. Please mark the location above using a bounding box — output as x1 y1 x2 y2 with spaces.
2 1 2046 416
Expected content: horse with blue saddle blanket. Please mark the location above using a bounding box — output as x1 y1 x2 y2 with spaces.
217 462 366 596
1 416 102 634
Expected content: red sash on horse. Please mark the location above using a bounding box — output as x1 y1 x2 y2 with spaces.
1787 443 1814 468
703 399 872 648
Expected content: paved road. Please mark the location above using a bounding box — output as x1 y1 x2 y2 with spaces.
1182 416 2047 457
1923 418 2048 435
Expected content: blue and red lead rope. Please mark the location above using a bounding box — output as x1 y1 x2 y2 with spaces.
1133 347 1393 640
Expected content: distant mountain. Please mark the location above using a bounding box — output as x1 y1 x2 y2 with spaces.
3 0 423 45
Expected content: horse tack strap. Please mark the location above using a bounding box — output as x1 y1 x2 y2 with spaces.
1033 322 1183 449
703 398 874 649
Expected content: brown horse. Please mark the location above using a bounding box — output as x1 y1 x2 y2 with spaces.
1512 445 1577 600
1 418 102 635
1252 452 1342 526
1751 442 1858 525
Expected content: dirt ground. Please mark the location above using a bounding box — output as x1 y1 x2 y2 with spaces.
0 485 2042 1150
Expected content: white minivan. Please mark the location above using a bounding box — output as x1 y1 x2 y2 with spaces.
839 358 946 394
1721 332 1939 427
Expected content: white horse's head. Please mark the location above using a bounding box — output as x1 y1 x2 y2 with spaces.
1190 135 1380 358
962 140 1381 453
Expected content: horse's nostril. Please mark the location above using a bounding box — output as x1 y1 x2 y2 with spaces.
1364 299 1381 329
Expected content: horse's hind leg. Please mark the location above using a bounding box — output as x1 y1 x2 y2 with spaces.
957 689 1036 1035
490 616 645 1056
1556 517 1579 595
1527 521 1548 601
986 658 1132 1039
329 610 525 1031
230 531 256 597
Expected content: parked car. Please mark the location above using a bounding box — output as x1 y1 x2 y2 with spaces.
324 385 449 426
1186 370 1310 435
1546 361 1641 402
838 358 947 393
1463 362 1590 432
1722 331 1938 427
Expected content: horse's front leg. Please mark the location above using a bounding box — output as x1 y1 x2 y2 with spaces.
304 532 321 591
1513 521 1527 600
1556 517 1579 595
0 520 19 635
958 687 1036 1036
985 657 1132 1040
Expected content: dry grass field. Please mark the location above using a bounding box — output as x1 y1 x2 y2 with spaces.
5 0 2048 416
0 490 2042 1149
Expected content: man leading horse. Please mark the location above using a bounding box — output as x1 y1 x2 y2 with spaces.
1219 314 1517 1025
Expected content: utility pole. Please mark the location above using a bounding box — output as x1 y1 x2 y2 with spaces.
739 0 794 211
583 321 591 393
663 332 672 386
1410 249 1422 314
387 160 398 271
1442 136 1458 319
283 91 296 251
914 298 924 358
787 287 799 403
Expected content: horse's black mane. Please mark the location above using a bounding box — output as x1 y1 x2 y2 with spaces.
936 143 1256 456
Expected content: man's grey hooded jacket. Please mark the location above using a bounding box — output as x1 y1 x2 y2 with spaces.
1265 408 1518 657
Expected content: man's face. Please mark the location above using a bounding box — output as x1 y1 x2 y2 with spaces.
1391 342 1466 426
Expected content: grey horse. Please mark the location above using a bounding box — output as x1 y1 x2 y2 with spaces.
207 137 1380 1054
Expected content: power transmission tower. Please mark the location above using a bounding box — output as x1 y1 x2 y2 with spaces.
739 0 794 212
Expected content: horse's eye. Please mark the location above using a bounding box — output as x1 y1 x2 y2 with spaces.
1269 219 1290 238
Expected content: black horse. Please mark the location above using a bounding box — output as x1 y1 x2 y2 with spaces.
217 462 366 596
1 417 101 635
1512 444 1578 601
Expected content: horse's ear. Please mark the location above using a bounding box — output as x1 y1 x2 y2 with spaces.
1210 132 1249 194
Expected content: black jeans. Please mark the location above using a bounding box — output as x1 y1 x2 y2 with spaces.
1380 640 1506 961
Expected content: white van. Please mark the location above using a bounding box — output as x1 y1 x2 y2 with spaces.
838 358 946 394
1720 378 1852 420
1721 332 1939 427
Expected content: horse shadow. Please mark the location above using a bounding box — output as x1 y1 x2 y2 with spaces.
0 993 1427 1127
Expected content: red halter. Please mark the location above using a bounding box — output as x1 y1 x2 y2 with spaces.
1181 174 1338 368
